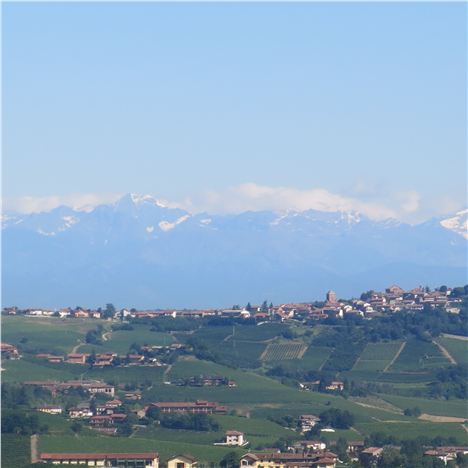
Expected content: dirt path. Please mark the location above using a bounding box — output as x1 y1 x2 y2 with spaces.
441 333 468 341
163 364 173 380
419 413 466 423
30 434 39 464
102 331 112 342
433 340 456 364
71 340 84 354
383 341 406 372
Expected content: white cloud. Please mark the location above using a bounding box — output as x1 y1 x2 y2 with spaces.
175 183 399 221
2 193 122 214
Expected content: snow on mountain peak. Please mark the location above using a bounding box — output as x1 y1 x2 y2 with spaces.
159 215 190 232
440 209 468 239
129 193 167 208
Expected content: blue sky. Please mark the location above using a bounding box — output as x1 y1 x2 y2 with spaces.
3 2 466 222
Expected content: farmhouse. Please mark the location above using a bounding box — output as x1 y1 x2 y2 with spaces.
39 452 159 467
299 414 320 432
36 405 62 415
0 343 20 359
240 451 337 468
167 454 198 468
67 353 88 364
225 430 247 446
424 447 468 465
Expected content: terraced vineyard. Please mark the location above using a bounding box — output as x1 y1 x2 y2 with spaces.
389 339 450 372
352 342 403 371
261 342 307 361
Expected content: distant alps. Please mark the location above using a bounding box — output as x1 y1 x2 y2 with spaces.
2 194 466 308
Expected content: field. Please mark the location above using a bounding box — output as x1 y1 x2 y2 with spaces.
352 342 402 371
3 319 468 463
436 337 468 364
1 435 31 468
261 342 307 361
389 339 450 372
380 394 468 419
2 316 102 355
81 325 174 354
38 435 246 463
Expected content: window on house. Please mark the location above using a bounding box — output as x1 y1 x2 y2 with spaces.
177 463 185 468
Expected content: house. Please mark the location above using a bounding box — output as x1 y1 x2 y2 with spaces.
68 406 93 419
36 405 62 415
73 309 89 318
292 440 327 452
125 391 142 400
240 451 337 468
167 454 198 468
225 430 247 446
299 414 320 432
326 381 344 392
424 446 468 465
40 452 159 467
149 400 227 414
0 343 20 359
360 447 383 464
67 353 87 364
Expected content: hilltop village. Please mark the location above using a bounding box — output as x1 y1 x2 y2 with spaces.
3 284 465 322
1 284 467 467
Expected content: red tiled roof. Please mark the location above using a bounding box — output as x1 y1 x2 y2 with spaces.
40 452 158 460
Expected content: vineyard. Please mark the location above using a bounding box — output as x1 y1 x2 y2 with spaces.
261 343 307 361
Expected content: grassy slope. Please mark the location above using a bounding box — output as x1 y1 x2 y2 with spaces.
436 337 468 364
2 316 102 355
1 435 31 468
38 435 246 463
379 394 468 418
389 339 450 372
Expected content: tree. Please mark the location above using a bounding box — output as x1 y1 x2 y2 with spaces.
377 447 405 467
103 303 116 319
220 452 240 468
245 302 252 312
261 300 268 312
71 422 82 433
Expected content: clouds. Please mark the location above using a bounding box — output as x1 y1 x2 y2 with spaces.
2 193 122 214
2 183 464 224
176 183 397 220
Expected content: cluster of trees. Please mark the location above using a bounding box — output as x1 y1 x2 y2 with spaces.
1 409 48 435
146 407 220 431
318 408 354 429
85 324 104 345
429 364 467 399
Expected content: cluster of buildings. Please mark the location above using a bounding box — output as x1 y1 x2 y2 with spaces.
3 285 463 325
240 450 338 468
170 374 237 388
34 350 166 368
23 379 115 397
299 380 345 394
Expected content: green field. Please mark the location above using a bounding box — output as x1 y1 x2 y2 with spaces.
134 414 295 448
436 337 468 364
354 421 468 443
353 342 402 371
81 326 174 354
1 435 31 468
1 357 83 382
389 340 450 372
38 435 246 463
2 316 101 355
380 394 468 419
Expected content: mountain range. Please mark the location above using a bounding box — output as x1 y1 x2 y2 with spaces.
2 194 467 308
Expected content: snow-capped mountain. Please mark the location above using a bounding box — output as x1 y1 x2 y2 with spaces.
2 194 466 308
440 209 468 239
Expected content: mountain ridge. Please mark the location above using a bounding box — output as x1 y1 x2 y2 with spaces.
2 194 466 308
